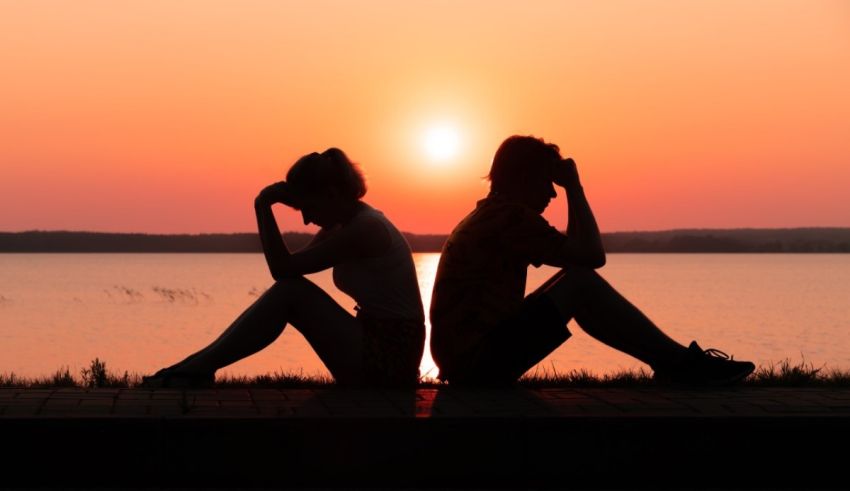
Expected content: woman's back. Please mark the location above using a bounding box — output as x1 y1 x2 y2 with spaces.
333 204 425 322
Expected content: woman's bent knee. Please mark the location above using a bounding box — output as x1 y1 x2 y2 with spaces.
262 277 315 304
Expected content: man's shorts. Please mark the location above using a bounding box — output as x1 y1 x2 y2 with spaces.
446 293 571 386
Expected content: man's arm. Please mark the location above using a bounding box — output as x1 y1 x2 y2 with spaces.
555 159 606 268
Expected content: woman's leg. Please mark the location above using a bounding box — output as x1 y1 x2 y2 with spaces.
539 266 687 370
169 277 364 385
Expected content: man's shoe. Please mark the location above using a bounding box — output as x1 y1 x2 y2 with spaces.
654 341 755 386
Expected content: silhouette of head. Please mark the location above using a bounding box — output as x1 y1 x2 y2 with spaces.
488 135 561 213
286 148 367 227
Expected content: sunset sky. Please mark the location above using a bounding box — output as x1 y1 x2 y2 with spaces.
2 1 848 234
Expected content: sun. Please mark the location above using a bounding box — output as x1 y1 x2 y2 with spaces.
422 123 461 163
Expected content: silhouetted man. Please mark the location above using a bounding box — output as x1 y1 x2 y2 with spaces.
429 135 755 386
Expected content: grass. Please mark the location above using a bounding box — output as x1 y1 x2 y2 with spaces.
2 357 850 389
517 366 657 388
516 359 850 388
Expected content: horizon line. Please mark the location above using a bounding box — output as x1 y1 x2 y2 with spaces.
3 226 850 236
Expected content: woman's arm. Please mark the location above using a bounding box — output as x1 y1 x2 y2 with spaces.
254 182 293 281
555 159 606 268
282 216 390 277
254 183 391 280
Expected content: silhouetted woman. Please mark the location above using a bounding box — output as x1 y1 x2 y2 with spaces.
143 149 426 388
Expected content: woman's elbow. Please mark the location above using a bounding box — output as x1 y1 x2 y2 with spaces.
266 254 299 280
268 263 289 282
270 264 302 281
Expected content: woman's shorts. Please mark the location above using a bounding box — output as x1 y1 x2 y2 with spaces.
357 311 425 388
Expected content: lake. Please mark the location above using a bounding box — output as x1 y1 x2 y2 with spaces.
1 253 848 379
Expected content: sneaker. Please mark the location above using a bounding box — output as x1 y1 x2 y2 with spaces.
654 341 755 386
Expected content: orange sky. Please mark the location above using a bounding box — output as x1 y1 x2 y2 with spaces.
1 1 848 234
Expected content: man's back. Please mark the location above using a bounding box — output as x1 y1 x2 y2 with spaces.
430 193 567 378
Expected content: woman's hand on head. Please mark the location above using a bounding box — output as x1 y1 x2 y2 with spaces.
255 181 297 208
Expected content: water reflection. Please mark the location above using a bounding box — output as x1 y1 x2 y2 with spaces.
1 253 849 378
413 253 440 379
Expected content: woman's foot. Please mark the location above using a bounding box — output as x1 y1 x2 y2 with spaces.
140 366 215 389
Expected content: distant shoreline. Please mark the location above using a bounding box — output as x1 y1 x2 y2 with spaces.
1 228 849 253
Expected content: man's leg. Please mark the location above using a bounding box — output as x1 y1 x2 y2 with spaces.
449 293 572 386
539 266 687 371
540 266 757 384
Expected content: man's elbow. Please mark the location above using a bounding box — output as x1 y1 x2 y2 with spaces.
562 245 606 269
585 251 606 269
592 255 606 269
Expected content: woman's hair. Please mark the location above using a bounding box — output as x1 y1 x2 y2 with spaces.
488 135 561 194
286 148 367 201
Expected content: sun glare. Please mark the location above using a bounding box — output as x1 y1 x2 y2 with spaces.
422 124 461 163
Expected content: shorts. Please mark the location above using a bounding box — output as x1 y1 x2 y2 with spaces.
445 293 571 386
357 310 426 388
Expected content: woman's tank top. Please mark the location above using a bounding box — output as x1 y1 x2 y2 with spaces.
332 205 425 322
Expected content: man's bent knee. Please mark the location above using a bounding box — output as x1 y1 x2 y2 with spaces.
547 266 602 291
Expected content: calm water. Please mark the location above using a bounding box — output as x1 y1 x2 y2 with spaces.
1 253 849 378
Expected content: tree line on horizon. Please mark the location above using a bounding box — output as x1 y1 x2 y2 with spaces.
2 229 850 253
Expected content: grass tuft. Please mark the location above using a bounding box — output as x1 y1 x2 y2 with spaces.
746 358 850 387
79 357 133 388
49 366 77 387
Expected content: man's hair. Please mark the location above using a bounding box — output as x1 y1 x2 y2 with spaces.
286 148 367 201
488 135 561 194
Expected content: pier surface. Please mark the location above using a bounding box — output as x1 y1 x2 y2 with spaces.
1 386 848 489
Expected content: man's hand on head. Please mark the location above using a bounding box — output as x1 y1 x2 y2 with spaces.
552 158 580 189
